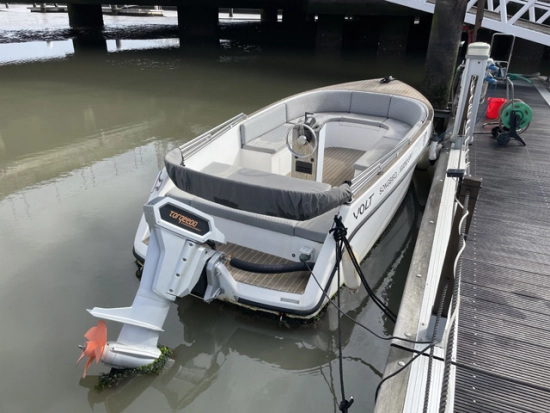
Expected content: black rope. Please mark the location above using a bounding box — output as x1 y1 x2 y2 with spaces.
375 343 436 401
303 261 430 345
297 215 435 412
332 216 397 323
331 217 354 413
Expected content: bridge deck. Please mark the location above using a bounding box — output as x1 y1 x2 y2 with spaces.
453 80 550 411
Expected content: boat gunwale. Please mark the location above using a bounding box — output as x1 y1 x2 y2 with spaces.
175 80 434 200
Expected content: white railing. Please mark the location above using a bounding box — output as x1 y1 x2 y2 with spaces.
385 0 550 46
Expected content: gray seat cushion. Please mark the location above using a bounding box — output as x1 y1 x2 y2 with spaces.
294 207 339 243
243 123 294 154
191 196 298 236
165 150 352 220
353 137 398 171
381 118 412 140
166 186 335 242
350 92 391 118
166 187 298 236
165 163 342 242
285 91 352 121
388 96 427 127
240 103 287 145
200 162 332 192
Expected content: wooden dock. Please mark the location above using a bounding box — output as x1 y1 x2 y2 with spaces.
375 78 550 412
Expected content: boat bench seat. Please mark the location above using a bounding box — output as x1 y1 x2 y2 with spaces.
200 161 331 192
166 190 336 244
168 185 336 243
166 162 341 243
352 119 423 173
242 123 295 154
353 137 398 172
239 90 426 156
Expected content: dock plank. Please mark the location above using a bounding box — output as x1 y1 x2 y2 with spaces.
453 81 550 411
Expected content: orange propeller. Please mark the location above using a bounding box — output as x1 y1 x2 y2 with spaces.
77 320 107 378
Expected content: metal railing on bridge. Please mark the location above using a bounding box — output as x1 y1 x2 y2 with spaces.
385 0 550 46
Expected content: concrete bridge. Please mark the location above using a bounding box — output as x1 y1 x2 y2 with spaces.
5 0 550 52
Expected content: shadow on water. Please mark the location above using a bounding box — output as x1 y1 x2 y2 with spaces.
81 187 423 413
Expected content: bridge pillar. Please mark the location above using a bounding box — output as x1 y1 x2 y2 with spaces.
68 4 104 30
261 7 278 24
316 14 344 49
72 36 107 54
377 16 410 55
177 5 218 41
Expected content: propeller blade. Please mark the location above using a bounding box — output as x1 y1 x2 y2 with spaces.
83 356 94 379
77 320 108 378
84 320 107 346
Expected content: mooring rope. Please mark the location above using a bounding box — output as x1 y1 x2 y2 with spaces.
329 220 355 413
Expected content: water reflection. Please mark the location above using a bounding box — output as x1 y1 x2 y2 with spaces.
107 38 180 52
0 11 429 411
0 39 74 64
81 188 420 413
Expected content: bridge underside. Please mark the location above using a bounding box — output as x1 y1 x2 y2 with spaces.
11 0 433 52
385 0 550 47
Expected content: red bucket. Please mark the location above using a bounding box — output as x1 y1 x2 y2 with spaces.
486 97 507 119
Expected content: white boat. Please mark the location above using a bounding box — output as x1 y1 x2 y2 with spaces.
82 79 433 370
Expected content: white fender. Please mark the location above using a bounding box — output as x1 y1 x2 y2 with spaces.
342 247 361 290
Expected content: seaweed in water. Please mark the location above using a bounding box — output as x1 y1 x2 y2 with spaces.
95 345 173 390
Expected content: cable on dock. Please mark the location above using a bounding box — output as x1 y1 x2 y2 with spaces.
439 189 471 412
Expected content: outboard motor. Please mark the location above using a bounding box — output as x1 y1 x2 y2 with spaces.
83 197 231 369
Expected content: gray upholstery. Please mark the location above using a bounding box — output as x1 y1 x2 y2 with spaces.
286 91 352 121
294 207 339 243
243 123 294 154
165 186 195 205
388 96 427 127
381 118 411 140
166 187 298 236
351 92 391 118
200 162 331 192
240 103 287 145
353 137 398 171
341 114 387 126
165 148 353 220
191 196 298 236
166 185 334 242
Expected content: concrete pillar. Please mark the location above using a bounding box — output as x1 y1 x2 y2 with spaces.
68 4 104 30
177 5 218 41
316 14 344 49
377 16 410 56
261 7 277 24
72 36 107 54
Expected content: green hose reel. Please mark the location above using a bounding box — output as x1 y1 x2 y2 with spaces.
499 100 533 130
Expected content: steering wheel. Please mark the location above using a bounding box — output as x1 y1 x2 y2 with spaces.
286 123 318 158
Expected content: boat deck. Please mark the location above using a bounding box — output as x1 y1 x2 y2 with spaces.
222 243 310 294
452 80 550 411
322 147 365 186
220 147 366 294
